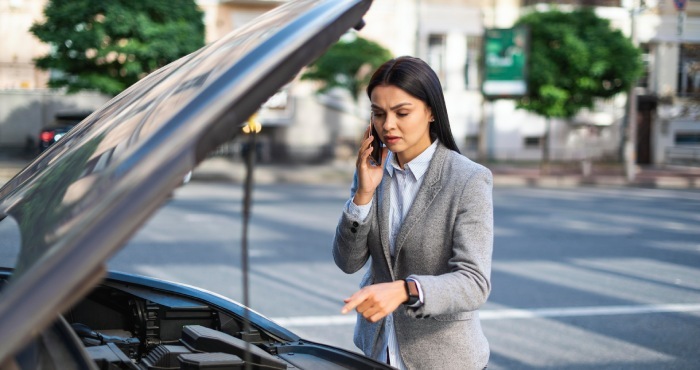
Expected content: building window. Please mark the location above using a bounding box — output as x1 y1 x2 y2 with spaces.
428 34 446 87
678 43 700 98
675 132 700 146
524 136 542 148
465 36 482 90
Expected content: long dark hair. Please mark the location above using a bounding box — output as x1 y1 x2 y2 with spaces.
366 56 460 154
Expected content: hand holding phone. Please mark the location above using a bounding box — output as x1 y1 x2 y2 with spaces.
353 114 385 205
369 113 383 166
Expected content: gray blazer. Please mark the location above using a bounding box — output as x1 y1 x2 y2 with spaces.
333 143 493 370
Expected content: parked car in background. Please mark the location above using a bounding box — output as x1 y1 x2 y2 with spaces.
38 111 91 152
0 0 387 369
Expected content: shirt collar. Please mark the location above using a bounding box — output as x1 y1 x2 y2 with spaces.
385 139 439 181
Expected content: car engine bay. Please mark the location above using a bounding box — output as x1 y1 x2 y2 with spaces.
0 267 387 370
64 280 292 370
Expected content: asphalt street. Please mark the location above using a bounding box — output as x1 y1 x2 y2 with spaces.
102 181 700 369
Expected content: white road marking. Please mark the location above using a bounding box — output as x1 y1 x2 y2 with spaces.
478 303 700 319
271 315 356 327
270 303 700 327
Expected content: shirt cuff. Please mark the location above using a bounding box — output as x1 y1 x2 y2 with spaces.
344 197 372 222
406 277 424 307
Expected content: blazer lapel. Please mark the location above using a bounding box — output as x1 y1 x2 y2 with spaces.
377 174 394 278
392 144 447 271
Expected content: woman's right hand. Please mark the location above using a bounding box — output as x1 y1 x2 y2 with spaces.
353 125 387 206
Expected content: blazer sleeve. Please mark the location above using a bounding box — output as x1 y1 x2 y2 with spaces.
406 166 493 317
332 172 373 274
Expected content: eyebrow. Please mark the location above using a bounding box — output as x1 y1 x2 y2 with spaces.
371 102 413 111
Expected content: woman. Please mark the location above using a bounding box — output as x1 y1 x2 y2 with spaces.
332 56 493 370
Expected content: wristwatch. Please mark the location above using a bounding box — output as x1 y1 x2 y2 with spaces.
404 279 420 306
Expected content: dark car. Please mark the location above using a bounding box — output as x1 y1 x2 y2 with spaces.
38 111 91 152
0 1 388 369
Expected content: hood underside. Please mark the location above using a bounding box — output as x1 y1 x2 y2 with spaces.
0 0 372 362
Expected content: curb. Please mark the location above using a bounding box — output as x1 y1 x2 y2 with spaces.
1 159 699 189
191 158 700 189
492 175 700 189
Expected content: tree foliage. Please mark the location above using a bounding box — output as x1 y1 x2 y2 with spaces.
301 34 392 101
515 8 643 118
31 0 205 96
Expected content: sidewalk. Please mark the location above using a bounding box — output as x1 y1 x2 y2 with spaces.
485 162 700 189
191 157 700 189
1 155 699 189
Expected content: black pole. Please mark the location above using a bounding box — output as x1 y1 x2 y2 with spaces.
241 129 257 370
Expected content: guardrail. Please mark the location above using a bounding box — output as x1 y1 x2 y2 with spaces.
666 146 700 166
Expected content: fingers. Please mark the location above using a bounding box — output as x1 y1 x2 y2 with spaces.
342 294 383 322
340 283 404 323
355 136 374 168
357 301 385 322
341 291 367 314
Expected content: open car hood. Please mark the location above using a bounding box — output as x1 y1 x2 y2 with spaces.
0 0 372 361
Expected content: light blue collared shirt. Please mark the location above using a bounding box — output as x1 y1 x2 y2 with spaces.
344 139 439 369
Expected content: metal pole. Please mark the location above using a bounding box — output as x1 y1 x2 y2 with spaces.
624 2 638 182
478 99 488 162
241 129 257 370
541 117 551 175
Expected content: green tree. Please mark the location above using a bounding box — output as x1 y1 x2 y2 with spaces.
30 0 205 96
515 8 642 169
302 34 392 102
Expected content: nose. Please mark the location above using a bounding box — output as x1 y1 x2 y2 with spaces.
382 113 397 131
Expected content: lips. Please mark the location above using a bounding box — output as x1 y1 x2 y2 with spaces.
384 135 400 145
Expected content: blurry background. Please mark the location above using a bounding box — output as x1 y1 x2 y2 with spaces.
1 0 699 169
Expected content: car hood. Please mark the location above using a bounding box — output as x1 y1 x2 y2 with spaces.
0 0 372 361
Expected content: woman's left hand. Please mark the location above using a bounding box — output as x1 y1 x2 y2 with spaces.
341 281 408 323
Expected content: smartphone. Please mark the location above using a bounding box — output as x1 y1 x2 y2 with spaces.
370 118 383 165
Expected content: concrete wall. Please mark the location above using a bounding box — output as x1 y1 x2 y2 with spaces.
281 85 365 162
0 90 109 150
654 116 700 164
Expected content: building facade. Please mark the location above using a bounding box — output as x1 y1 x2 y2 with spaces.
1 0 699 164
361 0 700 166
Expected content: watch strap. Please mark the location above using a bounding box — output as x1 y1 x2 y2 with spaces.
404 279 420 306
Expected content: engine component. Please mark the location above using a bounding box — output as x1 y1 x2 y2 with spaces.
181 325 286 370
141 345 192 370
85 343 139 370
179 352 245 370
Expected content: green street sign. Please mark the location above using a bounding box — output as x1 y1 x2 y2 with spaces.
482 27 529 99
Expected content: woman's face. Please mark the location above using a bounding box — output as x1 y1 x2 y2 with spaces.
370 84 433 166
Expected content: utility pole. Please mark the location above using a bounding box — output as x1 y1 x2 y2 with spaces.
624 1 639 182
478 0 498 162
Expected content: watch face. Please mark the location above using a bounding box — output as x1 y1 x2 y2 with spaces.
406 280 419 296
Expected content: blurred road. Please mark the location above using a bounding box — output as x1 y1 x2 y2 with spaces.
104 179 700 370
